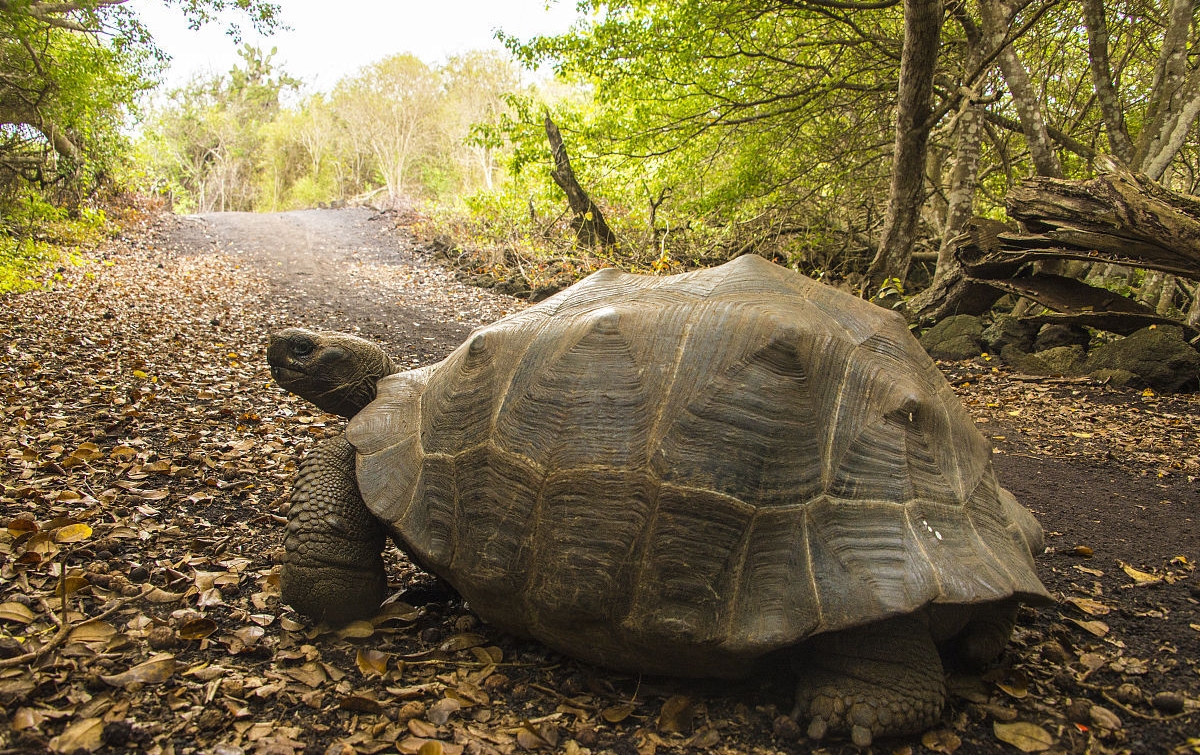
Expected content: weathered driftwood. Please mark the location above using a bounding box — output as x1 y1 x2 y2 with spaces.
908 163 1200 339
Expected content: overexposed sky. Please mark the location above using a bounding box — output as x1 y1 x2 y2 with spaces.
130 0 585 90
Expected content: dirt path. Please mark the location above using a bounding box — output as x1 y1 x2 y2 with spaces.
1 208 1198 755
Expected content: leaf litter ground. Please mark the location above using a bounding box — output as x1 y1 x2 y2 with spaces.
1 208 1198 755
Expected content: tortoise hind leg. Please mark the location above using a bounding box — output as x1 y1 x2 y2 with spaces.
791 616 945 747
281 435 387 625
951 599 1018 669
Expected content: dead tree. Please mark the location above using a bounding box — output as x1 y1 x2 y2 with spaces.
907 160 1200 340
544 114 617 248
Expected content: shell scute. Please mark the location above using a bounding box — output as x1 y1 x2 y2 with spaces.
449 446 540 594
523 469 655 625
627 485 756 646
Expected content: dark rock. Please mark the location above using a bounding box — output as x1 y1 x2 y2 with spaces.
493 277 531 297
982 314 1037 354
1085 326 1200 392
1035 323 1091 351
920 314 984 360
1000 344 1086 376
1150 691 1185 714
1065 699 1092 724
1034 345 1087 375
772 714 803 740
1090 368 1141 388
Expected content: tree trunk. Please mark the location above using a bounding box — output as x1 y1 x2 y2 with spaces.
1081 0 1134 164
1132 0 1197 178
866 0 943 290
935 10 986 281
544 114 618 248
978 0 1062 179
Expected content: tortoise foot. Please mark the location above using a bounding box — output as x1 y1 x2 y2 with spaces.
792 616 945 745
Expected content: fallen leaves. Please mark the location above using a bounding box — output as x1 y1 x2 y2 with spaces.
4 210 1199 755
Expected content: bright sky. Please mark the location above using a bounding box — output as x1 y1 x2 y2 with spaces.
130 0 585 90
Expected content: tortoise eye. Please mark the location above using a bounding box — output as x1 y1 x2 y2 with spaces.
292 340 314 357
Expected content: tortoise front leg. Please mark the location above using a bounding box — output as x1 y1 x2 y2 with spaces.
281 435 387 625
791 616 946 747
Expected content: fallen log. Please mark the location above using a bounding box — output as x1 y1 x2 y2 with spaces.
907 160 1200 340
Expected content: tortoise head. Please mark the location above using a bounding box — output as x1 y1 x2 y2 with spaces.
268 328 398 418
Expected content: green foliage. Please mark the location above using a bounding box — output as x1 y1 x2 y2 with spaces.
0 188 109 293
140 49 528 211
0 0 281 284
139 45 299 212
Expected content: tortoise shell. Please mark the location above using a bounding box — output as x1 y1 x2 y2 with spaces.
347 255 1048 675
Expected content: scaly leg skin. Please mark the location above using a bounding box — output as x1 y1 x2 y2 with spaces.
953 599 1018 669
281 435 387 625
792 616 945 747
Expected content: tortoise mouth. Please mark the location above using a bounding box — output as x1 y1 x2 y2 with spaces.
270 364 307 384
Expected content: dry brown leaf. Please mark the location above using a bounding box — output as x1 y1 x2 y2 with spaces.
6 518 38 536
48 717 104 753
602 703 637 723
53 522 92 543
284 662 327 688
1066 597 1112 615
396 738 463 755
426 697 462 725
993 721 1054 752
1067 618 1110 637
100 655 177 686
143 587 186 603
1119 561 1163 586
516 721 558 750
656 694 694 734
67 620 117 644
408 719 439 738
338 694 384 715
178 617 218 640
336 620 375 639
995 672 1029 699
356 647 389 677
0 601 35 623
439 632 486 652
56 575 90 597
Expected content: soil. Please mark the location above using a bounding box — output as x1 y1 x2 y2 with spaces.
1 207 1198 755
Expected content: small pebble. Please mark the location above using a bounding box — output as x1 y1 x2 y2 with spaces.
395 700 426 723
772 714 803 741
219 678 245 698
1065 699 1091 724
1112 683 1143 705
128 565 150 583
574 725 598 746
1150 691 1185 714
146 625 177 650
418 627 441 644
1038 640 1070 664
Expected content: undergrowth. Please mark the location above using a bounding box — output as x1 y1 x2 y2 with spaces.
409 189 857 302
0 191 133 293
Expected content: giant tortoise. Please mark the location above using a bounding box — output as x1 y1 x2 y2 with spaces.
267 254 1049 745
